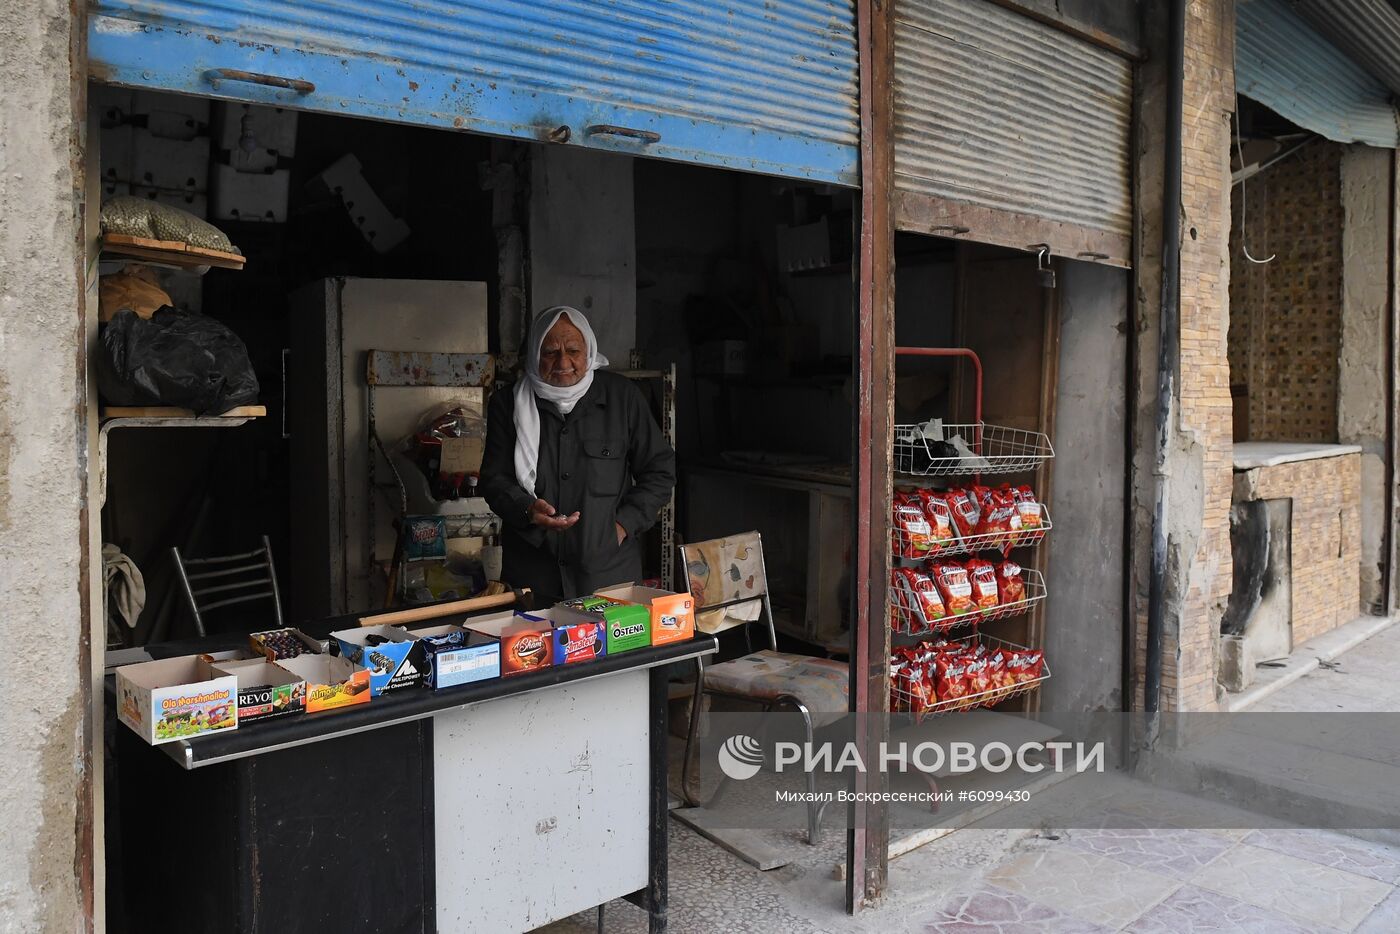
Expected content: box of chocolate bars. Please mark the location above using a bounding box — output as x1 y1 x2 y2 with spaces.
201 656 307 723
276 653 370 713
527 606 606 666
594 584 696 647
407 623 501 689
553 596 652 655
330 624 430 696
465 610 556 676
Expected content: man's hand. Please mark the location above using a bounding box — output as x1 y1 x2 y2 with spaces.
615 522 627 546
529 499 580 530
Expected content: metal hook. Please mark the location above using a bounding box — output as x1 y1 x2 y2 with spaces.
1028 244 1056 289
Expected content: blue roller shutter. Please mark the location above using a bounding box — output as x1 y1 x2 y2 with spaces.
88 1 860 186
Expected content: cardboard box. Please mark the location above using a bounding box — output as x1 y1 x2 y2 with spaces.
248 628 323 662
277 654 371 713
203 657 307 723
527 607 607 665
555 597 652 655
408 624 501 689
466 610 555 676
116 656 239 745
331 625 430 695
596 584 696 646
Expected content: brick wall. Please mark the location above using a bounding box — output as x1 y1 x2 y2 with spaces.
1161 0 1236 712
1233 453 1362 643
1228 142 1344 442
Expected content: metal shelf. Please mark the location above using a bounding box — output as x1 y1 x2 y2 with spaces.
98 406 264 507
894 422 1054 478
893 505 1051 561
891 632 1050 719
890 568 1047 636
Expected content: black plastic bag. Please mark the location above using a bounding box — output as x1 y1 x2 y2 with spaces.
98 307 259 416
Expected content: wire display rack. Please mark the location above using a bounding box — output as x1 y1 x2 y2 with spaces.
890 632 1051 719
892 505 1052 561
890 569 1047 636
894 423 1055 478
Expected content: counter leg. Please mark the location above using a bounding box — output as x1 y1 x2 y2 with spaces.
647 665 669 933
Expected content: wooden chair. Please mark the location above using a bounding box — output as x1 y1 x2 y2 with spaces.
171 535 283 637
679 531 848 844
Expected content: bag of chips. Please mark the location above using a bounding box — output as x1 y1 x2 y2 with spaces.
963 655 993 704
965 558 1000 612
974 488 1022 549
930 561 975 616
1012 485 1043 530
996 561 1025 604
933 652 968 709
945 488 981 539
892 567 945 632
893 499 934 558
917 490 957 552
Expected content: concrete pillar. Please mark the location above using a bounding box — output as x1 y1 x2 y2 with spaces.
528 146 637 366
1339 144 1392 614
0 0 94 930
1133 0 1236 712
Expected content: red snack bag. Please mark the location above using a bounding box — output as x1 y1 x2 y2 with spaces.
934 652 969 709
945 488 981 539
986 651 1016 698
996 561 1025 604
1007 650 1046 684
893 501 934 558
892 567 945 632
929 561 975 615
974 488 1022 548
917 490 957 551
965 559 1000 611
1013 485 1043 530
964 655 992 703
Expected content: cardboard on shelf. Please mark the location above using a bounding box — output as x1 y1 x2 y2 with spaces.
595 584 696 647
201 656 307 723
330 625 430 695
116 655 239 745
408 623 501 689
466 610 556 676
276 653 370 713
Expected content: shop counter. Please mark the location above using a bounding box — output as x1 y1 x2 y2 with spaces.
106 631 716 934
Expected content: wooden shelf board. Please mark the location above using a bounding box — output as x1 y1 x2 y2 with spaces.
101 405 266 419
101 233 245 270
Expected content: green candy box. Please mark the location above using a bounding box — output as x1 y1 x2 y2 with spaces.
555 595 652 654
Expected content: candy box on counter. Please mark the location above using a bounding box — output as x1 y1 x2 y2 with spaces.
408 623 501 689
248 627 322 662
466 610 555 676
200 656 307 723
330 625 429 696
276 653 370 713
554 596 652 654
527 607 606 666
116 655 239 745
594 584 695 646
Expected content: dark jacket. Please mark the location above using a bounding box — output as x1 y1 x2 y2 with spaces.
479 371 676 607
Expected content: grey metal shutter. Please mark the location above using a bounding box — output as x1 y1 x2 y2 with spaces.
89 1 859 186
893 0 1134 265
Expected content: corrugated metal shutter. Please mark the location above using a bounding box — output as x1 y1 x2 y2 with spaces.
88 1 859 186
893 0 1133 266
1237 0 1400 149
1294 0 1400 98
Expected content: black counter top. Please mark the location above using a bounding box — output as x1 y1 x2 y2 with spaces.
133 635 715 770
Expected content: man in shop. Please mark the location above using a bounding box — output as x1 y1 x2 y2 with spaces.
479 306 676 607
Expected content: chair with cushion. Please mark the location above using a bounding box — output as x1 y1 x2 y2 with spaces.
679 531 849 844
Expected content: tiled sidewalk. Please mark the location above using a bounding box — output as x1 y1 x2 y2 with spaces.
542 622 1400 933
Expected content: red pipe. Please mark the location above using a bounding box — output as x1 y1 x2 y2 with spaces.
895 346 984 441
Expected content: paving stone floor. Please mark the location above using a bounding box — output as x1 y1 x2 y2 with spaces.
540 621 1400 933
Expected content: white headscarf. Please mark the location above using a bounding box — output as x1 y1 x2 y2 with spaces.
513 306 610 493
